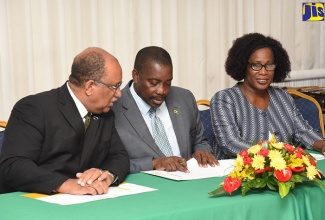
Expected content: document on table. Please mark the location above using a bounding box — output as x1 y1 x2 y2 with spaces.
310 153 325 161
21 182 157 205
142 158 235 181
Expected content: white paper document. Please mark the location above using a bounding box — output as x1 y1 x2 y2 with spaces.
142 158 234 181
310 153 325 161
22 183 157 205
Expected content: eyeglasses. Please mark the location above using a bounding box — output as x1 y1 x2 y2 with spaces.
248 63 276 71
95 80 122 92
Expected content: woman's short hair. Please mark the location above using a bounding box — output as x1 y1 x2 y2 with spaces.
225 33 291 82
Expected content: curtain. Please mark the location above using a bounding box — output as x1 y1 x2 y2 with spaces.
1 0 324 120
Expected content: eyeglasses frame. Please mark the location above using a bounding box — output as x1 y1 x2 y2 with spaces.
95 80 122 92
248 62 276 71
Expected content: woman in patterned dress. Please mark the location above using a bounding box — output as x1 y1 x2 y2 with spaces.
210 33 325 159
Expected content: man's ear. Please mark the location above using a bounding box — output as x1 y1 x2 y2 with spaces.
132 69 139 84
85 80 95 96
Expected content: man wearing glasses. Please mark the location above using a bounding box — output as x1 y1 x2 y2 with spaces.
112 46 218 174
0 47 129 195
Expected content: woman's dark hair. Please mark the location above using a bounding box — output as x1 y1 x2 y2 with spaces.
225 33 291 82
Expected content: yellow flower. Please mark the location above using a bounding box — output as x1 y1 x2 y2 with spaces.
248 144 262 154
252 155 265 170
268 149 283 160
230 166 255 180
234 156 244 171
287 154 304 168
271 142 284 150
306 165 317 180
302 155 311 167
270 157 286 170
270 134 277 143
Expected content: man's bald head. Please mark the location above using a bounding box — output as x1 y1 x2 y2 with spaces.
69 47 117 87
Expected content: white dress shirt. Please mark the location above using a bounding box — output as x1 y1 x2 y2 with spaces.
130 83 181 157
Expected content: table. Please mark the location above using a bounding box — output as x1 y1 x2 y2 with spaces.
1 155 325 220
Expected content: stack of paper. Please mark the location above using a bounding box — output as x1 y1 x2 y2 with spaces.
142 158 234 180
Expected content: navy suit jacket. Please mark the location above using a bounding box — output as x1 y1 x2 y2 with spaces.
111 80 212 173
0 83 129 194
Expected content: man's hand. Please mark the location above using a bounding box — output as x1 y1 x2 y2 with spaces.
56 167 114 195
76 168 113 186
56 178 109 195
191 150 219 167
152 156 189 173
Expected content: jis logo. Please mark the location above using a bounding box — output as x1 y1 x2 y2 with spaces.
302 2 324 21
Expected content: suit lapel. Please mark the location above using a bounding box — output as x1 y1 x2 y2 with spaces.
166 90 189 158
122 83 165 157
58 84 84 137
58 83 98 168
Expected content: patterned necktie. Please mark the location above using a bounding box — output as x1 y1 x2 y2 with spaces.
148 108 173 156
84 112 92 132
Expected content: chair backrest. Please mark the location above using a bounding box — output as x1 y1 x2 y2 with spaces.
196 100 214 148
287 89 325 137
0 131 4 153
0 120 7 153
0 120 7 128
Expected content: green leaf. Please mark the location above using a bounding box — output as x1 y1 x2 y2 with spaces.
290 174 304 183
208 187 228 196
261 141 269 148
266 181 277 190
253 178 266 188
278 182 291 198
241 183 251 196
268 176 278 185
314 178 325 189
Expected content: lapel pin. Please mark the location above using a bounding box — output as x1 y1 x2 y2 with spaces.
174 109 179 114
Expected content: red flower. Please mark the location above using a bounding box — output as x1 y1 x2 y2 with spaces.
310 159 317 167
255 167 272 174
274 168 292 182
295 151 303 159
296 147 305 154
239 150 248 157
283 143 295 153
290 166 305 172
223 176 242 195
258 148 269 157
243 156 253 165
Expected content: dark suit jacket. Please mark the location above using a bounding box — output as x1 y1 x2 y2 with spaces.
0 83 129 194
111 80 212 173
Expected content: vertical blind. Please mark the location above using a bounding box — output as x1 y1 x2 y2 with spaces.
0 0 324 120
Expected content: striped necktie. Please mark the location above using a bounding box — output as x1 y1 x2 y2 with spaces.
148 108 173 156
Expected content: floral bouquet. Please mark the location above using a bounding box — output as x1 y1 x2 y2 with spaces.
209 135 325 198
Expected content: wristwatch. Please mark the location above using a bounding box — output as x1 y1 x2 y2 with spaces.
103 170 117 184
107 171 116 181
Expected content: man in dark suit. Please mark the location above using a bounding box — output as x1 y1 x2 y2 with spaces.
112 46 218 173
0 47 129 195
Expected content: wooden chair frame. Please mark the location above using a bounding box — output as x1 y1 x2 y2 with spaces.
287 89 325 137
196 99 210 107
0 120 7 128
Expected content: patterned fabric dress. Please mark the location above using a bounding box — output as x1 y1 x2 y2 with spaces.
210 84 324 159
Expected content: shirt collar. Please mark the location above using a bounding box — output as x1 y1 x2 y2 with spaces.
67 82 88 118
130 82 166 116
